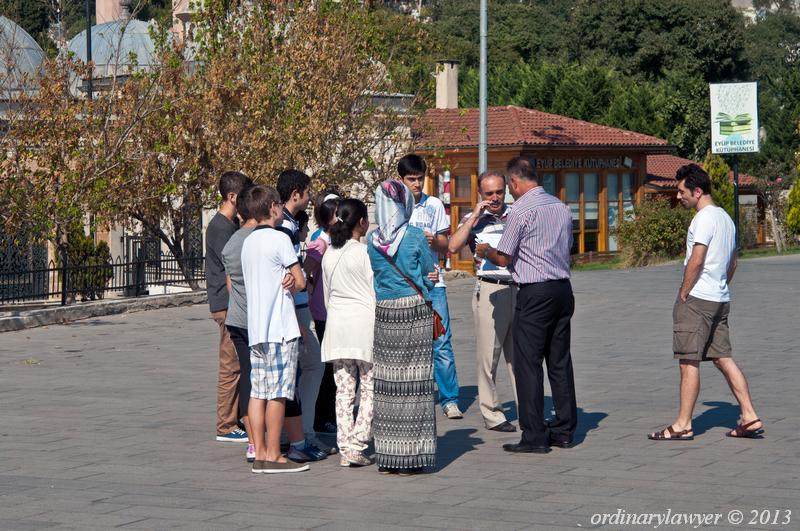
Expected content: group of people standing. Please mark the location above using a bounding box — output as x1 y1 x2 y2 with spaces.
204 155 472 475
204 151 759 476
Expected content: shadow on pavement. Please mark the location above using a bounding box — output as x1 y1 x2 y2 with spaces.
542 397 607 446
455 385 478 414
573 408 608 445
692 401 740 436
435 428 485 471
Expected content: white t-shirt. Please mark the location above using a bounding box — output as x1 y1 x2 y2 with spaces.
241 225 301 345
685 205 736 303
408 193 449 288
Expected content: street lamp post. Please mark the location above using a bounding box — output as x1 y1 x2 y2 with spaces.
478 0 487 174
85 0 93 100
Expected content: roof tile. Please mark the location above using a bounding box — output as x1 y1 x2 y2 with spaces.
417 106 670 148
646 154 755 189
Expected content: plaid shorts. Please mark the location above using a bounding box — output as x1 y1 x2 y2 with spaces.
249 339 299 401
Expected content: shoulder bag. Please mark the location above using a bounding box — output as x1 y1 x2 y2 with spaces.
383 253 445 341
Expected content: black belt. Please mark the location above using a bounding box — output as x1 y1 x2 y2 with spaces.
479 277 517 286
518 278 571 291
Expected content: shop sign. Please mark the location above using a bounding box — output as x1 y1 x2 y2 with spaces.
710 82 759 154
534 157 622 170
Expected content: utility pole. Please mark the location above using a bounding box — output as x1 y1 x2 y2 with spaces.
478 0 487 174
85 0 93 100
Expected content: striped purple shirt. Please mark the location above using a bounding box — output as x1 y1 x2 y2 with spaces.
496 187 572 284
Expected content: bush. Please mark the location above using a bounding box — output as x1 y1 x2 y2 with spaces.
788 181 800 236
739 206 762 250
615 195 693 267
55 223 114 301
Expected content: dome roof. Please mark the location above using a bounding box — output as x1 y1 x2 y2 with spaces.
0 16 45 98
65 19 158 79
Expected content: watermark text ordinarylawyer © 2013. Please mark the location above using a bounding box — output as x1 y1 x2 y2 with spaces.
589 509 792 528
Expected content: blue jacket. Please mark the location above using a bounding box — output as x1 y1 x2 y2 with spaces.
367 226 436 302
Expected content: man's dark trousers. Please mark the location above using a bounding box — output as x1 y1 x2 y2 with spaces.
513 279 577 447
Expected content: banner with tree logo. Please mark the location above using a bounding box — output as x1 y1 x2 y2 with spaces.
710 82 759 154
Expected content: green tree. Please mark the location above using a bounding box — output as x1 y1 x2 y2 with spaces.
703 152 735 219
54 221 113 301
427 0 571 69
753 160 797 251
568 0 748 83
745 11 800 82
787 180 800 235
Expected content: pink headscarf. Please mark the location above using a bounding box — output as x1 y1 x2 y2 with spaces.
371 179 414 256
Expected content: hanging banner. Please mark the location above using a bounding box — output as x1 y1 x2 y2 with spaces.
710 82 759 154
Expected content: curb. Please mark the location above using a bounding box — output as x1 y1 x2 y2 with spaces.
0 291 208 332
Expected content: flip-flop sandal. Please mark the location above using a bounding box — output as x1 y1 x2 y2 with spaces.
726 419 764 438
648 425 694 441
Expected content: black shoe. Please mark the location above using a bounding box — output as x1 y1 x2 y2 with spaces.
488 421 517 433
503 442 551 454
378 466 399 475
315 422 338 434
549 439 573 449
399 466 424 476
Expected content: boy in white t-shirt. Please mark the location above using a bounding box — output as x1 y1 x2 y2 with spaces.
240 185 311 473
648 164 763 442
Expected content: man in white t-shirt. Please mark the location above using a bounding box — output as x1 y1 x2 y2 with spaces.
399 154 462 420
240 185 310 473
649 164 763 442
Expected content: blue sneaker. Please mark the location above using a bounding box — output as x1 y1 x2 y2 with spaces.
216 427 248 443
287 439 327 462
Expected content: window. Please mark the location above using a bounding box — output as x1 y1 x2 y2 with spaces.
606 171 636 252
542 173 557 196
607 173 620 251
454 175 471 199
566 172 581 233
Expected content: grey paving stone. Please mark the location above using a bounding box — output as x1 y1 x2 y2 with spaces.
1 254 798 529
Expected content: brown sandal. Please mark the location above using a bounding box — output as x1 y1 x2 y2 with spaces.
648 425 694 441
726 419 764 438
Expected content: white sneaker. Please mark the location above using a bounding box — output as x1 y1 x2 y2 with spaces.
246 444 255 463
443 403 463 419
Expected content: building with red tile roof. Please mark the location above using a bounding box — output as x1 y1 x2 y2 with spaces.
645 153 755 190
416 106 673 150
413 106 679 266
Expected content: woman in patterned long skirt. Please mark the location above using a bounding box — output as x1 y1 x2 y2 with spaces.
367 180 438 476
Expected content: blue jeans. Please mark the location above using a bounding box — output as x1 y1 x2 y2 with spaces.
430 287 459 409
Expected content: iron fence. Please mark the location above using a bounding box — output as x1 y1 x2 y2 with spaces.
0 252 204 305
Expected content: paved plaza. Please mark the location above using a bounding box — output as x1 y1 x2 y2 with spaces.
1 254 798 530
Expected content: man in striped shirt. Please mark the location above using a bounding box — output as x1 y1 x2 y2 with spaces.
478 157 577 453
449 170 518 433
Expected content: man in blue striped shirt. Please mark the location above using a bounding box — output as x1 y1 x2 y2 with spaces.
478 157 577 453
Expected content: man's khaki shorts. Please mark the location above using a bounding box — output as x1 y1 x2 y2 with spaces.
672 294 732 361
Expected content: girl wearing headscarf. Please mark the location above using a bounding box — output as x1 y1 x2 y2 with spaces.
367 179 437 475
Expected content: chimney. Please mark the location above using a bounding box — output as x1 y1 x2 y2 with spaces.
436 60 459 109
